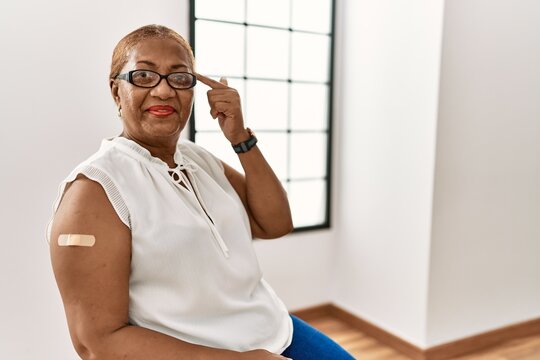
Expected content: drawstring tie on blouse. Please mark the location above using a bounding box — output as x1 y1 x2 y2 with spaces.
168 160 230 258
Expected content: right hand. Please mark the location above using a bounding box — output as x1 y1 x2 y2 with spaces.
240 349 292 360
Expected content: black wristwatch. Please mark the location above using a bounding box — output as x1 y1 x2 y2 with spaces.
232 128 258 153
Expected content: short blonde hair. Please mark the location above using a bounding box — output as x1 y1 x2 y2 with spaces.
109 24 194 80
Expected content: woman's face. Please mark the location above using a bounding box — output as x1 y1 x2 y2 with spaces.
111 38 195 144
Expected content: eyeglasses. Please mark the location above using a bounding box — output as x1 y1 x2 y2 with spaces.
115 70 197 90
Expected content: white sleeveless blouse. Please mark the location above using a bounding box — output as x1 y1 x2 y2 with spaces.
47 136 293 353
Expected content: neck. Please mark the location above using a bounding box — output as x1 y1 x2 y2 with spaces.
120 132 179 168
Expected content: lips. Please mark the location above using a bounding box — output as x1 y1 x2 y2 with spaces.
147 105 176 117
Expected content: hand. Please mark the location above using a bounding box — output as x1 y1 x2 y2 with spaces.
195 73 250 144
240 349 292 360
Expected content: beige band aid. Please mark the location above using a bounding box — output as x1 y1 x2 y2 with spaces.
58 234 96 247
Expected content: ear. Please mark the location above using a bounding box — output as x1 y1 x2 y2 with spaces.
110 79 121 106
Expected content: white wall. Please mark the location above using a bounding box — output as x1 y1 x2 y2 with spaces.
254 230 335 311
333 0 445 347
334 0 540 350
0 1 334 358
0 1 190 358
426 0 540 347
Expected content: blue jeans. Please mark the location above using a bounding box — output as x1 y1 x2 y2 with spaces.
281 315 356 359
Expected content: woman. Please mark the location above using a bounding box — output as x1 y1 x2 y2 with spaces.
49 24 354 359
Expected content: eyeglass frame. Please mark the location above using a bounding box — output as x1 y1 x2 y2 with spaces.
115 69 197 90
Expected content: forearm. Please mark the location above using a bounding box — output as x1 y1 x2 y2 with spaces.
84 325 239 360
195 73 293 237
237 145 293 237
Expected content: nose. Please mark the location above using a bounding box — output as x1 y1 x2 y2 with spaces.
150 77 175 100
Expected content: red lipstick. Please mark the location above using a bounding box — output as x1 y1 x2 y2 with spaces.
147 105 176 117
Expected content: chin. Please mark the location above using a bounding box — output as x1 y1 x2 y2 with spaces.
142 118 185 137
146 125 184 138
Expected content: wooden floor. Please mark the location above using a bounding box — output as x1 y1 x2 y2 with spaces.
307 315 540 360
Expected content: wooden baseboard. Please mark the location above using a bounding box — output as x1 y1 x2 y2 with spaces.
291 303 335 322
425 317 540 360
328 304 425 359
292 303 540 360
292 303 424 359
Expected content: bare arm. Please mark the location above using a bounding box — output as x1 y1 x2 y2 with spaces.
50 176 286 359
196 73 294 239
222 151 293 239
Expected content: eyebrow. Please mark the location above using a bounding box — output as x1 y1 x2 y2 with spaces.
136 60 190 70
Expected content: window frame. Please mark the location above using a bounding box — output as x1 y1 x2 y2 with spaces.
188 0 336 232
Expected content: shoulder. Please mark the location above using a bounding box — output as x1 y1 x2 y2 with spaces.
178 138 213 158
52 175 130 237
50 139 134 238
67 139 142 195
61 140 130 188
179 139 224 174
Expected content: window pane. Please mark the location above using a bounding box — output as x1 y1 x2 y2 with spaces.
245 80 288 130
291 32 330 82
195 21 244 77
290 83 328 130
289 179 327 227
192 0 334 230
195 0 245 23
290 133 327 179
195 78 245 131
246 0 290 28
256 132 288 181
291 0 332 33
246 27 289 80
194 132 242 172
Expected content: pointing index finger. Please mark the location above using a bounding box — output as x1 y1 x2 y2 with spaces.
195 72 229 89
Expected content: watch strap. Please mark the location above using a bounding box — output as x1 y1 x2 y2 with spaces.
232 128 258 153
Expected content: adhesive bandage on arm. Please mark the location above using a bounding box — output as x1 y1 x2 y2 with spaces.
58 234 96 247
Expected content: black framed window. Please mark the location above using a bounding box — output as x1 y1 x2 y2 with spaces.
190 0 335 231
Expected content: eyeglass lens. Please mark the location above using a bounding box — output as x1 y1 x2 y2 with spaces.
131 70 194 89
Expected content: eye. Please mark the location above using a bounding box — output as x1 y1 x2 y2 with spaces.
131 70 158 86
168 73 194 87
